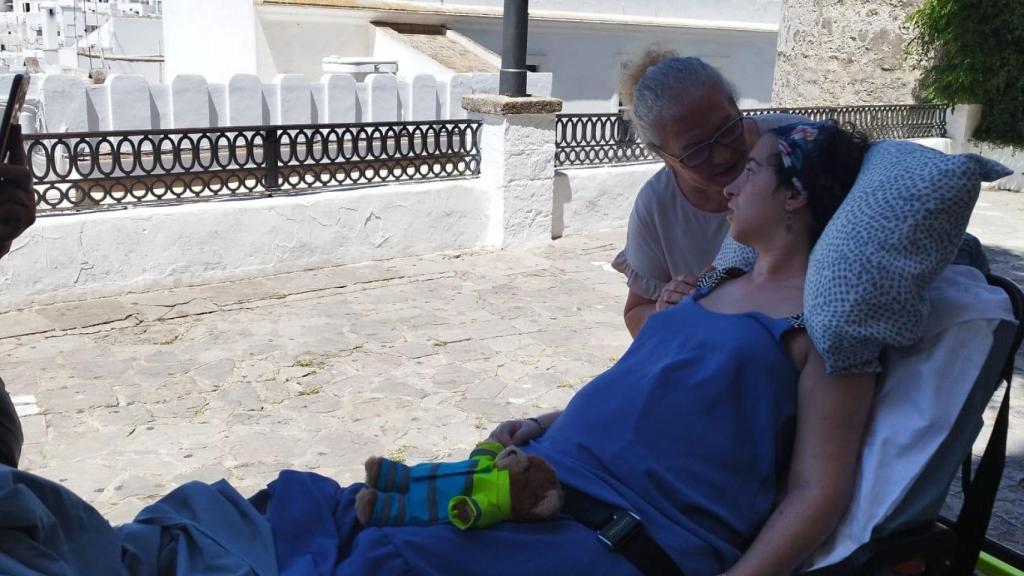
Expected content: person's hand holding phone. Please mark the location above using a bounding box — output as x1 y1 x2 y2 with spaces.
0 125 35 259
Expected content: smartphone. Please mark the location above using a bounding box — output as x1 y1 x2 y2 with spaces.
0 74 29 163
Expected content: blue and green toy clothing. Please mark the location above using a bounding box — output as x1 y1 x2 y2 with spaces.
366 440 512 530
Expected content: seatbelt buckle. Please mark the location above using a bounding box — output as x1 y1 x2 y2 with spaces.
597 510 643 550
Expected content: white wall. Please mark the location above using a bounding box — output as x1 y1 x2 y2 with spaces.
449 18 780 112
105 16 162 56
372 26 457 81
1 178 492 310
552 163 660 239
255 0 782 27
246 5 779 113
256 6 372 82
497 0 782 24
1 157 672 311
163 0 257 83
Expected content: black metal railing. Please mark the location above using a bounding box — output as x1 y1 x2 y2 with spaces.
742 103 948 140
26 119 482 213
555 113 654 167
555 104 948 168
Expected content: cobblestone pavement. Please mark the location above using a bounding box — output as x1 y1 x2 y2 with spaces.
2 190 1022 551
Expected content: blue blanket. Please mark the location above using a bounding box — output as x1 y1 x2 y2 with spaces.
1 465 643 575
0 466 277 576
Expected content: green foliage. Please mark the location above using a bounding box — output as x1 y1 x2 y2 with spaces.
907 0 1024 148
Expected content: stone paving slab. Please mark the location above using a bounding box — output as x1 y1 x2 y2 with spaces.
1 190 1022 552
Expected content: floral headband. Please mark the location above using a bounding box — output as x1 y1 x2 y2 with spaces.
775 122 829 196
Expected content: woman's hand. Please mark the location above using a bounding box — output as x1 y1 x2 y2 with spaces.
0 126 35 259
488 419 544 447
655 273 700 312
489 412 562 447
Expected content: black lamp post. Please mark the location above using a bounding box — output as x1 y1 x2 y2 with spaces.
498 0 529 97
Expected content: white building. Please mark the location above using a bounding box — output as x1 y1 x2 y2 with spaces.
0 0 162 80
58 14 163 82
164 0 782 112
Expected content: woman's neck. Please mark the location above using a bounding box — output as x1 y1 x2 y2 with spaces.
749 234 812 284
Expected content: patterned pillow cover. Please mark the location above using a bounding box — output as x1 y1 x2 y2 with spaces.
712 235 757 272
712 140 1011 375
806 141 1010 374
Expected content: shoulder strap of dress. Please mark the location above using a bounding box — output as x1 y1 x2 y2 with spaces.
784 313 806 331
762 313 807 342
698 268 808 332
696 267 747 291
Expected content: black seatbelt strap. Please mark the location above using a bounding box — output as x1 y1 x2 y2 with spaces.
561 486 686 576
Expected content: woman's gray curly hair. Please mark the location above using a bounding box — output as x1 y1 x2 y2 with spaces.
621 48 737 150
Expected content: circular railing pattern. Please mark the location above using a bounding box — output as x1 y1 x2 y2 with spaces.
26 120 482 213
554 114 655 168
742 104 948 140
555 104 948 168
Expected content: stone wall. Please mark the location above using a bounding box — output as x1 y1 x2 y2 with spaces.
772 0 925 106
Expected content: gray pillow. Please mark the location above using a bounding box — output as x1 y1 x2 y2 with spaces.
806 141 1011 375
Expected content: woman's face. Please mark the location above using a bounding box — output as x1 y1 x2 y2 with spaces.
722 135 786 246
655 88 750 191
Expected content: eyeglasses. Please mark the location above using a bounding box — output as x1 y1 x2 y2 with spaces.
654 115 748 168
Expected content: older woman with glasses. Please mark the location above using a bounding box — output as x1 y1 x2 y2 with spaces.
613 50 800 336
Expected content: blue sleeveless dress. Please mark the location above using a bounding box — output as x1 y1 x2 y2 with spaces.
524 268 803 573
258 269 805 575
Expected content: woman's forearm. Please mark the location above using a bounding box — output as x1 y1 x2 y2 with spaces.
725 354 875 576
725 485 850 576
624 302 656 337
534 410 562 429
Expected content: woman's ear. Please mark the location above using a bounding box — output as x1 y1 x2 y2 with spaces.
786 189 809 211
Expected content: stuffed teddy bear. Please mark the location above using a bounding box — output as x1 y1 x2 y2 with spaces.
355 440 563 530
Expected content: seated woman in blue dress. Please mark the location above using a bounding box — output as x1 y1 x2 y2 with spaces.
0 121 874 576
250 121 876 576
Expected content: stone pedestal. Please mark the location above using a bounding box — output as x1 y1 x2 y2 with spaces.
462 94 563 248
946 104 983 153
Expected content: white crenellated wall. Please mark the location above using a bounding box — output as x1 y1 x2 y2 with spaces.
24 70 553 132
171 75 212 129
276 74 313 125
228 74 264 126
322 74 358 124
109 75 151 130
